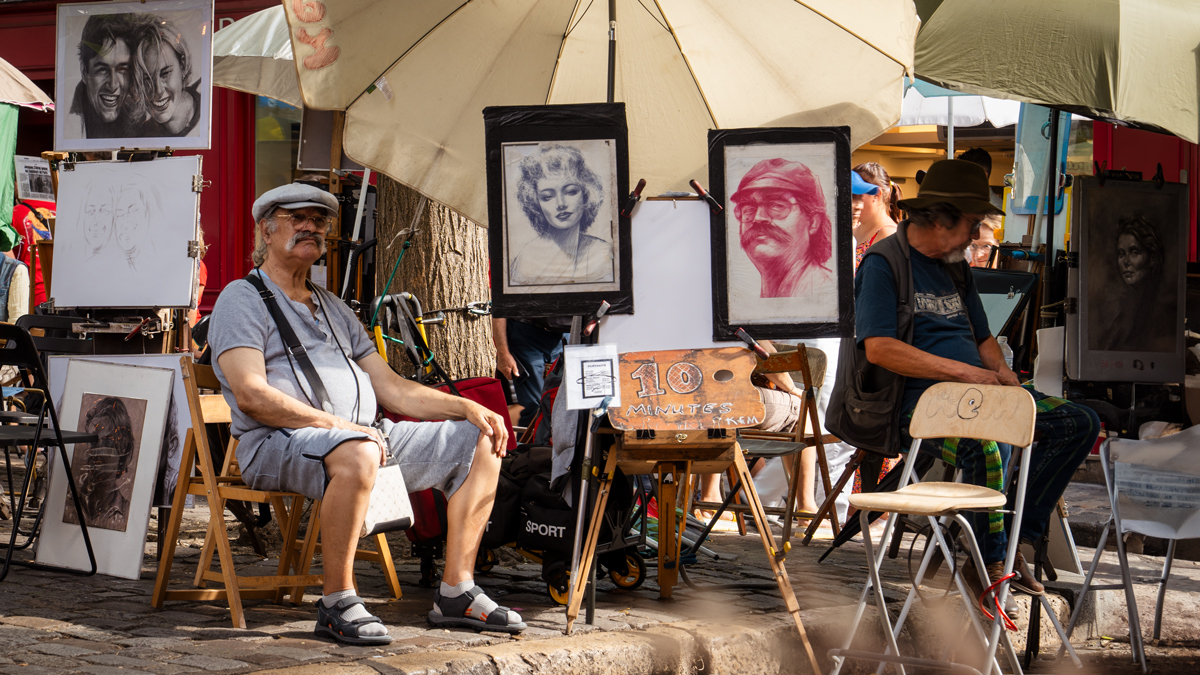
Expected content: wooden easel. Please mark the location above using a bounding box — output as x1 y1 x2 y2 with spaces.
564 347 819 674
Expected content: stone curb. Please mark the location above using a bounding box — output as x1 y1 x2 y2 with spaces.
253 600 1066 675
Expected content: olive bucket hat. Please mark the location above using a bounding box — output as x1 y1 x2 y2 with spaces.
897 159 1003 216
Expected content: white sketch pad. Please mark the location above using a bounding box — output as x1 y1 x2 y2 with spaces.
563 343 621 410
599 199 734 352
37 360 174 579
52 156 200 308
49 354 193 508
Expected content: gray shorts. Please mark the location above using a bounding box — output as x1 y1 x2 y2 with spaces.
237 418 481 501
758 387 801 433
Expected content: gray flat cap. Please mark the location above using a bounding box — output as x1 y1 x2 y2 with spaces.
252 183 339 223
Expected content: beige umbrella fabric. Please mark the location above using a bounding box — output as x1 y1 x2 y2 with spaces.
0 56 53 111
916 0 1200 144
284 0 918 225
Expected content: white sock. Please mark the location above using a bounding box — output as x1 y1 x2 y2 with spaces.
438 580 521 625
322 588 387 637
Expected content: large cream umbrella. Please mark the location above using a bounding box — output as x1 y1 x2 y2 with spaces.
283 0 919 225
916 0 1200 144
0 56 53 111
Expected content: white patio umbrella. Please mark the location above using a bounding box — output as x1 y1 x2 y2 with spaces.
276 0 919 225
898 78 1021 157
212 6 300 107
0 56 53 111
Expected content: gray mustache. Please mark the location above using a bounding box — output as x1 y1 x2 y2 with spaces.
285 232 326 253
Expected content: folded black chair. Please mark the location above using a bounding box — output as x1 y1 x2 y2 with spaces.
0 323 98 582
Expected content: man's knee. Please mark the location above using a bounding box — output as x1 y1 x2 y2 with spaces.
324 439 379 489
471 431 502 473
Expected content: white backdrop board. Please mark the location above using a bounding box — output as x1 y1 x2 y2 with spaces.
37 361 173 579
49 354 191 508
52 156 201 308
599 199 733 352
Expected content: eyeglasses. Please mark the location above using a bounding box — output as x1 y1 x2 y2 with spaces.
734 197 798 222
274 212 332 230
969 243 995 257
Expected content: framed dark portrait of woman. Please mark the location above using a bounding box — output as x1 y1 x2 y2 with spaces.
1067 176 1188 382
484 103 633 318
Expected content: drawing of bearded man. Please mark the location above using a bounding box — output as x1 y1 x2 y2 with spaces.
731 158 833 298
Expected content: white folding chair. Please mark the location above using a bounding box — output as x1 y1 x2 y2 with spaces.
830 382 1050 675
1057 426 1200 673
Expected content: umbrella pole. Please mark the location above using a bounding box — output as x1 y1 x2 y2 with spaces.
1040 110 1060 329
340 168 372 295
946 97 954 158
607 0 616 103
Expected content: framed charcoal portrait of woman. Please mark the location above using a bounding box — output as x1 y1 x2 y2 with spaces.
484 103 633 318
1067 176 1188 382
55 0 214 152
708 127 853 341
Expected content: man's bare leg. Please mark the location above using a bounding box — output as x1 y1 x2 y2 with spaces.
320 439 378 594
782 447 819 514
315 439 390 642
442 431 502 585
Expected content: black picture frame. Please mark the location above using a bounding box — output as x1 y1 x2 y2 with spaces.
708 127 853 341
484 103 633 319
1066 176 1188 382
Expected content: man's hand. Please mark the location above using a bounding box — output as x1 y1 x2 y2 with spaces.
996 368 1020 387
496 350 519 380
959 365 1004 386
462 400 509 457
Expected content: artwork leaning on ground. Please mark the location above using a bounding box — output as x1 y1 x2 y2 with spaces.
1067 176 1189 382
37 360 174 579
484 103 634 318
52 155 201 308
54 0 215 151
708 127 854 341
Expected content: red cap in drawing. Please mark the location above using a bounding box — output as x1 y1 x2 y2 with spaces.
730 158 824 206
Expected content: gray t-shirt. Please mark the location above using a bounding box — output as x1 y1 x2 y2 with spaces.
208 269 378 464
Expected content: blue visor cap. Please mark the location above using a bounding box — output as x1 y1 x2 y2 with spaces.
851 171 881 196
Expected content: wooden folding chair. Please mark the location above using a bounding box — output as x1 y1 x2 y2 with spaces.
152 357 400 628
698 345 842 541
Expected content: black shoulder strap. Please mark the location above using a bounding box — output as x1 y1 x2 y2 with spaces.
867 221 915 345
244 271 334 414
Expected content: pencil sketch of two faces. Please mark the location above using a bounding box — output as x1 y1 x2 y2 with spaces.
77 173 160 273
68 13 202 140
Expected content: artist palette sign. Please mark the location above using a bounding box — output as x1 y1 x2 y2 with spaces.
608 347 764 431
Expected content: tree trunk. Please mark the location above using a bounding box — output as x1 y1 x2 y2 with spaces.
375 177 493 380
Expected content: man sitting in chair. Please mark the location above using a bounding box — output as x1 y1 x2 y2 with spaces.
208 183 525 645
854 160 1100 605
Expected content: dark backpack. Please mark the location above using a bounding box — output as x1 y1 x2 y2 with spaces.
826 221 973 458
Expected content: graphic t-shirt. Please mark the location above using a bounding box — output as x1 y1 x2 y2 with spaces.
855 247 990 412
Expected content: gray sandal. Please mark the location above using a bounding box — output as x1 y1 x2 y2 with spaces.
315 595 393 645
428 586 526 634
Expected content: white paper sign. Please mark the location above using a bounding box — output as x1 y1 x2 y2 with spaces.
564 343 620 410
15 155 55 202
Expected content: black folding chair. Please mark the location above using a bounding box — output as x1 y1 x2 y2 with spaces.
0 323 98 582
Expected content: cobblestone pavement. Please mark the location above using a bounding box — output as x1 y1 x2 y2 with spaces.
0 491 1198 673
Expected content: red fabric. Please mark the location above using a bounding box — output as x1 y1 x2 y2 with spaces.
384 377 517 451
10 200 50 306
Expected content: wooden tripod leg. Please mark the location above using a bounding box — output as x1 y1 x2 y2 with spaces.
566 451 617 634
727 466 747 536
734 449 820 674
803 450 862 546
657 463 681 599
152 429 197 608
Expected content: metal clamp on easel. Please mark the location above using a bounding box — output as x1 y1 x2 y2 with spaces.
562 346 820 674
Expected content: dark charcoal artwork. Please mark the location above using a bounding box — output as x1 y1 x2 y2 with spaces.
63 393 147 532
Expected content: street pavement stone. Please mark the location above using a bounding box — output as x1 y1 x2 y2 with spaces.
0 486 1197 673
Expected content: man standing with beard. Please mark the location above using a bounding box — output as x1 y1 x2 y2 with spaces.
730 158 833 298
854 159 1099 610
69 15 142 139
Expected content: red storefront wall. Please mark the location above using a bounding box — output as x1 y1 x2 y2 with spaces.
1093 123 1200 262
0 0 275 312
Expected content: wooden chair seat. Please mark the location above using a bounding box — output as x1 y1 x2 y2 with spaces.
848 481 1006 517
